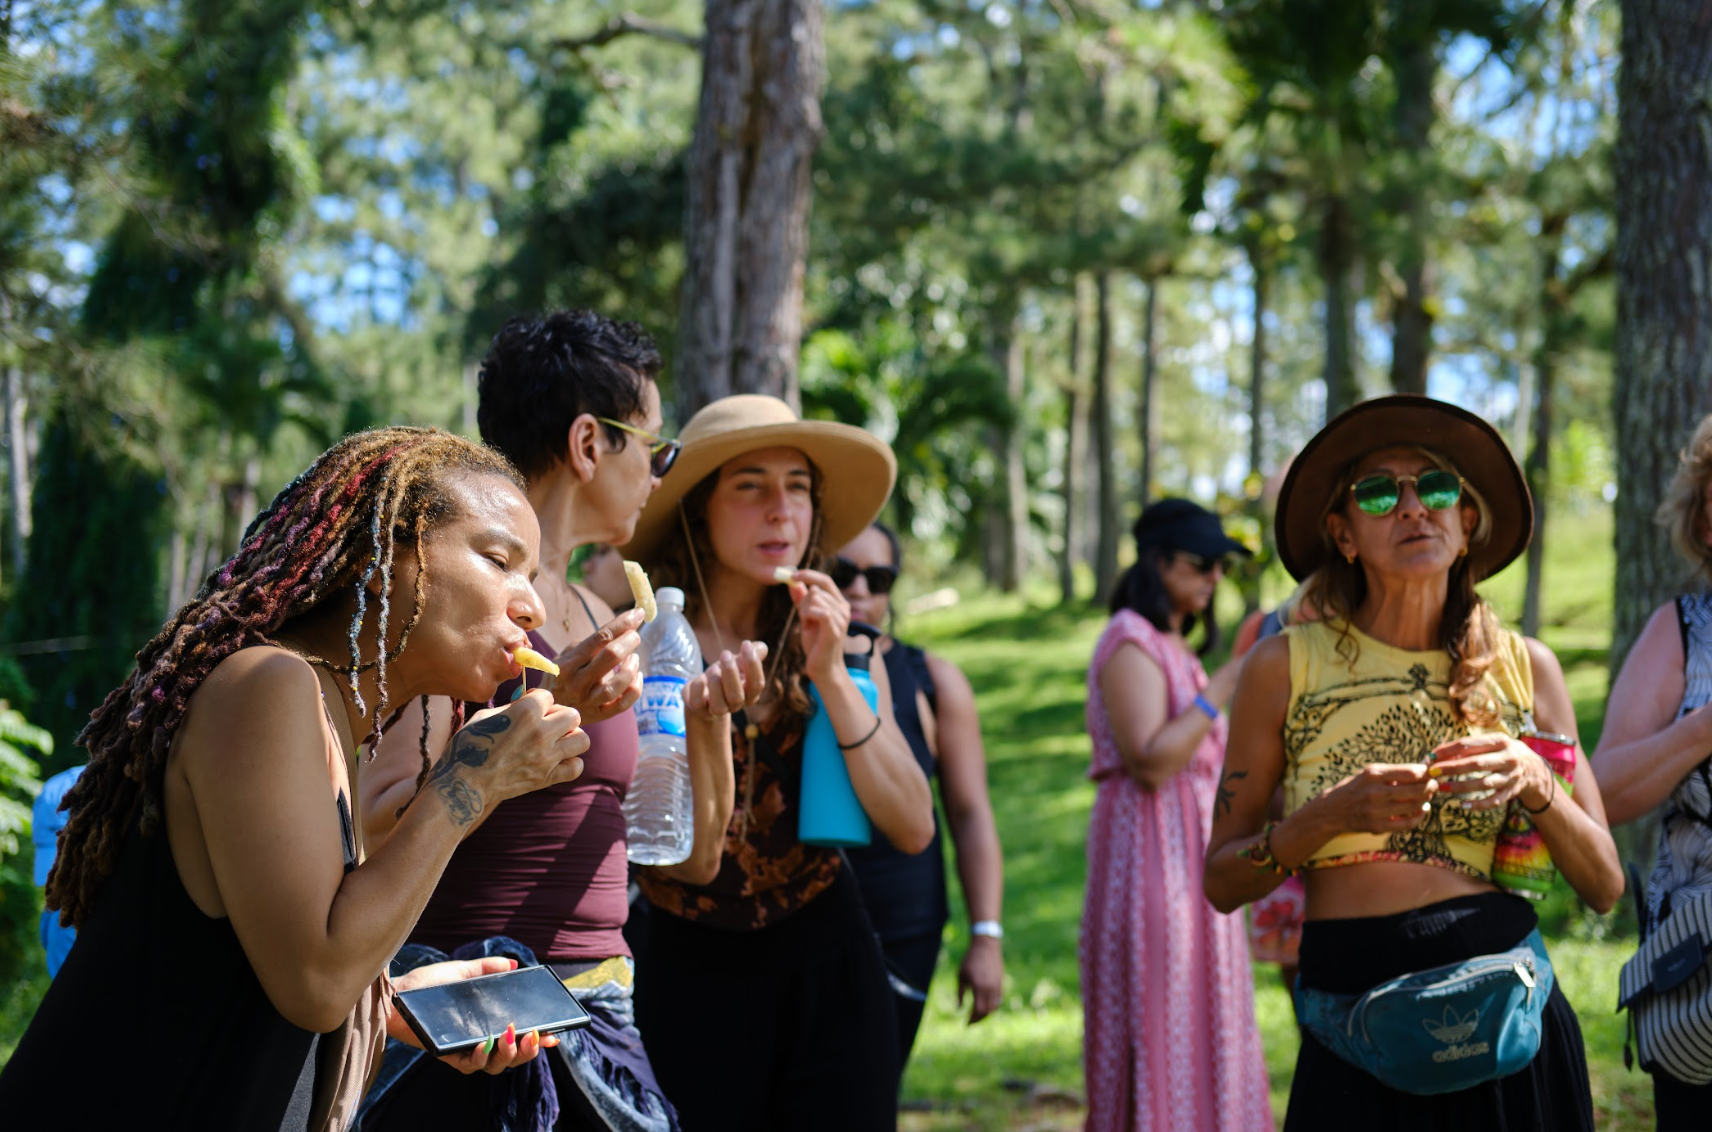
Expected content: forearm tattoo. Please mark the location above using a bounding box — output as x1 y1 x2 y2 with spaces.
424 712 509 826
1214 769 1247 820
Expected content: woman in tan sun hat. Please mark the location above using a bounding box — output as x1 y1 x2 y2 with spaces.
620 394 935 1132
1203 394 1621 1129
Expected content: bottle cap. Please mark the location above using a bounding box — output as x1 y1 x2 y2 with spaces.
655 586 685 609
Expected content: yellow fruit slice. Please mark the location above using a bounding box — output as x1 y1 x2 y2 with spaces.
514 646 560 677
624 560 657 623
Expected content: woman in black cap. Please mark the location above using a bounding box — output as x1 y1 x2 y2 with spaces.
1081 498 1274 1131
1203 394 1621 1129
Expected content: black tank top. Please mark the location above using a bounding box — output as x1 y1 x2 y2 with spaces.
0 790 359 1127
845 641 949 942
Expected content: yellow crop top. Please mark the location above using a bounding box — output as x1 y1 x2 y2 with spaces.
1282 619 1534 880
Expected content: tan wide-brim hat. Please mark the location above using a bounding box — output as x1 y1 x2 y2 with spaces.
618 394 898 567
1275 394 1532 582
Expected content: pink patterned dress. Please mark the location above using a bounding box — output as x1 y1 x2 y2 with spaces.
1080 610 1272 1132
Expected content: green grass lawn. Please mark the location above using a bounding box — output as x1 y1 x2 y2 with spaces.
0 506 1664 1127
896 505 1659 1130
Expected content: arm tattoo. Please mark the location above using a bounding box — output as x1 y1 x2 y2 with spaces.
1215 769 1247 820
424 713 510 826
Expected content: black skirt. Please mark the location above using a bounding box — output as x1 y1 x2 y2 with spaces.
1285 892 1594 1132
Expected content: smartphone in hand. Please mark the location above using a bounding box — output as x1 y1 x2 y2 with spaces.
395 964 592 1057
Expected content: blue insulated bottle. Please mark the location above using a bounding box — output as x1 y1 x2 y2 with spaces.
798 623 883 847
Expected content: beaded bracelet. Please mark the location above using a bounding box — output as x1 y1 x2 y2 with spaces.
1238 820 1299 877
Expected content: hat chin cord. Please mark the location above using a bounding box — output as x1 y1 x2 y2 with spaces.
674 497 805 713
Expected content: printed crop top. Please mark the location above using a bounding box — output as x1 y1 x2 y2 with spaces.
1282 619 1534 880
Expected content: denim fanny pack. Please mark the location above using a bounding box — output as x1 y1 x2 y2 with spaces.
1294 928 1554 1095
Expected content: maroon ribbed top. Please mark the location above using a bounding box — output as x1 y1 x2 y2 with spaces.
410 629 639 961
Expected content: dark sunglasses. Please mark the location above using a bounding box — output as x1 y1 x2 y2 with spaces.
1350 469 1465 517
1173 550 1232 576
595 417 682 478
830 556 899 595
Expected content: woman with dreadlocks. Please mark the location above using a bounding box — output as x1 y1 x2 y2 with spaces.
0 427 587 1130
621 395 936 1132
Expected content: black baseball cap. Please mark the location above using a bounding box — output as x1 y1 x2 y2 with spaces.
1133 498 1250 560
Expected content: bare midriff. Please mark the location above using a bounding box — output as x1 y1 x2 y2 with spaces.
1303 859 1499 921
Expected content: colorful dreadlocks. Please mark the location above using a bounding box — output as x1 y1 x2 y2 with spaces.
46 426 524 929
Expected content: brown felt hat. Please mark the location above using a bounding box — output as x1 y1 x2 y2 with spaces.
1274 394 1532 582
618 395 897 566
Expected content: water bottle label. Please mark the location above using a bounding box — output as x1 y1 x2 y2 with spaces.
638 675 687 738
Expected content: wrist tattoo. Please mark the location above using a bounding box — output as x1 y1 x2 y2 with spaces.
425 713 509 826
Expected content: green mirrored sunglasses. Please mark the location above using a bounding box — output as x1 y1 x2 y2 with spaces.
1349 469 1465 516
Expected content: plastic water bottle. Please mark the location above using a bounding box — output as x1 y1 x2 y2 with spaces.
799 624 882 847
624 587 701 865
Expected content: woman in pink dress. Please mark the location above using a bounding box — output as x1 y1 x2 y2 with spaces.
1081 499 1273 1132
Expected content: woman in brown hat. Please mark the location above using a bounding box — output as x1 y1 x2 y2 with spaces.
1203 395 1622 1128
620 395 936 1132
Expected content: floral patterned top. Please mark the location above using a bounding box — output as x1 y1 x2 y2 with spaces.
639 714 840 931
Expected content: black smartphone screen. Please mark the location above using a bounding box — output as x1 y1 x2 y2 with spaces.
395 965 593 1057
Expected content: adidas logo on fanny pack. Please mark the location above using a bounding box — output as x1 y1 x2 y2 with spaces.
1426 1007 1490 1062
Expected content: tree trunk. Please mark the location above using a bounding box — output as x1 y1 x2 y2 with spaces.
676 0 825 417
168 525 188 616
1249 252 1268 492
988 302 1027 592
1139 276 1160 506
1613 1 1712 675
4 364 31 581
1522 223 1565 639
1387 3 1435 396
1060 280 1089 605
1093 272 1120 602
1245 242 1271 618
1320 194 1360 420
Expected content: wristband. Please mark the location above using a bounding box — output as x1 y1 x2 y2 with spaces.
970 921 1004 940
1193 694 1219 721
1522 772 1560 815
838 713 885 751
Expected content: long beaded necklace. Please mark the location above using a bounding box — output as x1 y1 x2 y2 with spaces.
677 502 817 838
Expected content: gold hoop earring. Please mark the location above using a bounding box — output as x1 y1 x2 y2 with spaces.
1457 546 1468 559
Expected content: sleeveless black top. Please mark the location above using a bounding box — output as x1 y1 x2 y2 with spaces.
0 791 359 1127
845 642 949 943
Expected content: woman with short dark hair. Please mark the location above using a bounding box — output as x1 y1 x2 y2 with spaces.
360 311 763 1132
1081 498 1273 1132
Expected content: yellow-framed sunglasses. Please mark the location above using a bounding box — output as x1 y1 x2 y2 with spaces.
595 418 681 478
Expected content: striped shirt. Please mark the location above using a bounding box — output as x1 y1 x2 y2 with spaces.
1646 593 1712 930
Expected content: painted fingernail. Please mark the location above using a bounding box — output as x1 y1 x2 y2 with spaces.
1428 766 1442 778
483 1036 497 1055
